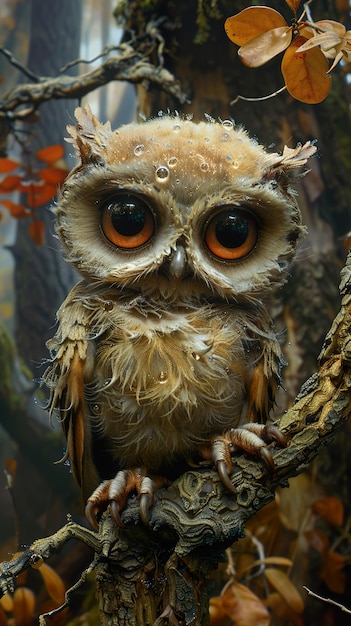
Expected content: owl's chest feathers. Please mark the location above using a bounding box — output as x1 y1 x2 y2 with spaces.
84 295 260 466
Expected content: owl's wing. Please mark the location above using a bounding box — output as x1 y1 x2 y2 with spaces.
246 318 284 424
44 282 100 499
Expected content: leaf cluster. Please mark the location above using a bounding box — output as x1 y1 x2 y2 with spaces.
0 144 68 245
225 0 351 104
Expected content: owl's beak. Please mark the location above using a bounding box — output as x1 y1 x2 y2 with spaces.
164 242 190 280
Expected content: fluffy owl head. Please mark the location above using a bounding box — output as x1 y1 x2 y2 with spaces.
54 106 316 300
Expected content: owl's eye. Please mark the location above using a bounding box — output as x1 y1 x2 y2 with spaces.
100 194 155 249
205 208 258 260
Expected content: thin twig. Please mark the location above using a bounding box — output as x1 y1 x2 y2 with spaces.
303 586 351 614
0 49 40 82
231 86 287 106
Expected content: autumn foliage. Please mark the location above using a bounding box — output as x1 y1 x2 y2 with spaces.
225 0 351 104
0 144 68 245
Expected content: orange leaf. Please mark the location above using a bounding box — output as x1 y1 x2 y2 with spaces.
304 528 329 554
320 551 346 593
1 199 31 219
0 175 22 191
214 581 270 626
39 166 68 184
285 0 301 13
13 587 36 626
0 604 8 626
4 458 17 478
266 592 304 626
36 144 65 163
209 596 231 625
312 497 344 526
0 593 14 612
225 7 287 47
265 568 304 613
0 157 19 172
239 26 292 67
281 35 331 103
29 219 45 245
26 183 57 208
37 562 65 604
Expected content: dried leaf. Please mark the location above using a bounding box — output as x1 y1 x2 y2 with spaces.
239 27 292 67
285 0 301 12
36 144 65 163
266 592 304 626
312 497 344 526
215 581 270 626
37 562 65 604
281 36 331 103
0 158 19 172
13 587 36 626
39 166 68 184
320 551 346 593
0 175 22 192
0 593 14 612
225 7 287 47
0 604 8 626
245 556 293 572
304 528 330 554
265 568 304 613
209 597 231 626
29 219 45 245
4 458 17 478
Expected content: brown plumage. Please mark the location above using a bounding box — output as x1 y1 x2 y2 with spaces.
44 106 315 527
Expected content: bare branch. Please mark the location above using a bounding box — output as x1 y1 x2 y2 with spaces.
0 39 188 124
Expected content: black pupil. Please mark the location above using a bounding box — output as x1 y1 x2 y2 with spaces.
215 214 249 248
109 197 147 236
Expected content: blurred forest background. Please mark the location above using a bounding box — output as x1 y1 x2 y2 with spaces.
0 0 351 625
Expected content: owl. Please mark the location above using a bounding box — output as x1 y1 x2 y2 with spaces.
44 106 315 528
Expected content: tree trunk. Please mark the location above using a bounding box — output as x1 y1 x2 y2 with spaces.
10 0 82 545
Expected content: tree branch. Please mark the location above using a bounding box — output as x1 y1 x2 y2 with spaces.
0 35 189 126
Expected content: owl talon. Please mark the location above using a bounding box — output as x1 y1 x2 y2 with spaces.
139 493 151 526
110 500 124 528
85 501 101 531
217 460 236 493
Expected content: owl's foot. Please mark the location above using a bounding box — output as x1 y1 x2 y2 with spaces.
85 469 168 529
200 423 287 494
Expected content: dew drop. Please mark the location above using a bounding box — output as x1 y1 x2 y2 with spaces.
168 156 178 168
134 144 145 156
155 165 170 182
222 119 234 130
104 300 114 311
92 404 101 414
173 123 181 132
158 371 168 383
221 132 230 142
200 162 209 172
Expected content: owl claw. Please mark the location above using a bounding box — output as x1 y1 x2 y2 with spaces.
85 472 169 528
204 422 287 493
85 501 101 531
110 500 124 528
216 460 236 494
